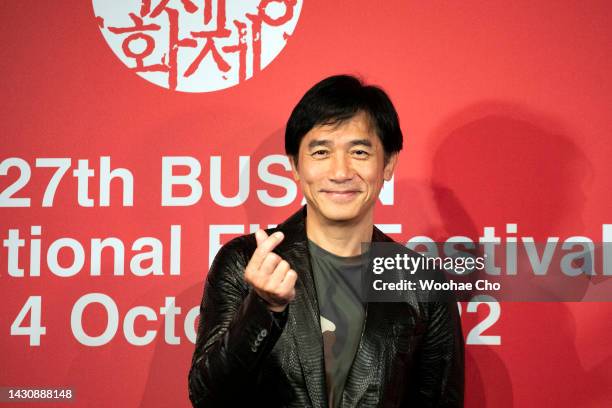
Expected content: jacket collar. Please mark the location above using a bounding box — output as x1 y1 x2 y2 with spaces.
276 205 393 248
275 205 392 408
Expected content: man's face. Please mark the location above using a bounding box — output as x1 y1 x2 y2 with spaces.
289 112 398 225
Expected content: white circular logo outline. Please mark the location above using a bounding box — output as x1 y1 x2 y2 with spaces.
93 0 303 93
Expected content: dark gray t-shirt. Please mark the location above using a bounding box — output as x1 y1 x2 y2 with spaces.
308 239 365 408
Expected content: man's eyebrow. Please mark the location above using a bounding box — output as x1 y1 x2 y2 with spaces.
307 139 332 149
307 139 373 149
349 139 373 147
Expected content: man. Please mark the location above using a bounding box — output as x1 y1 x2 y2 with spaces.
188 75 464 407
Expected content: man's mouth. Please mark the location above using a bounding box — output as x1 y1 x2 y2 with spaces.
320 190 362 201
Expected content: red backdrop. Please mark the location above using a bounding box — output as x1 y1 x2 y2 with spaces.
1 1 611 407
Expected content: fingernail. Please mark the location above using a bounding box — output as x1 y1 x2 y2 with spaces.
274 232 284 240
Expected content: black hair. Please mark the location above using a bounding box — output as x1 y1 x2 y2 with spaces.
285 74 403 164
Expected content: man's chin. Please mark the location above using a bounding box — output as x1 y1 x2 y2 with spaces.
319 208 362 223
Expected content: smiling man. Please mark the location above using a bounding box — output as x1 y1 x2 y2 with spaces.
188 75 464 407
291 109 396 257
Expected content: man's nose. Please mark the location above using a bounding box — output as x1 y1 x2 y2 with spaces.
329 153 354 181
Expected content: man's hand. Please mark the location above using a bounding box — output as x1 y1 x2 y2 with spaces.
244 230 298 312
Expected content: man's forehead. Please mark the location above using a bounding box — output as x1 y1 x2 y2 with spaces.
301 115 379 147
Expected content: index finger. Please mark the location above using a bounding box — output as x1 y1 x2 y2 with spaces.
250 231 284 269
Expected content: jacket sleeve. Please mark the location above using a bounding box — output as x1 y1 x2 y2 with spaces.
409 297 465 408
188 237 289 407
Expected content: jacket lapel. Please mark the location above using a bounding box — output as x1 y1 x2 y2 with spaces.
277 207 328 408
341 227 395 407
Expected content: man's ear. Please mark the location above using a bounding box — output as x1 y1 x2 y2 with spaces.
288 155 300 181
383 153 399 181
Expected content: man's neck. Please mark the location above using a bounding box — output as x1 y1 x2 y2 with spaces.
305 206 374 257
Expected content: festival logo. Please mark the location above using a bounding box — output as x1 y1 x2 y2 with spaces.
92 0 302 92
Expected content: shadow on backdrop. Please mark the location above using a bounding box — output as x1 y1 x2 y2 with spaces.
428 102 610 407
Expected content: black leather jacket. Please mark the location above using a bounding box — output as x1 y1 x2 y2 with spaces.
188 206 464 407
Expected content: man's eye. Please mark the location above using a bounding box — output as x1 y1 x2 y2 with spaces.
351 150 370 157
311 150 329 157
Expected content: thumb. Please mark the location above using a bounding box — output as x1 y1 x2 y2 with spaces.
255 229 268 246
